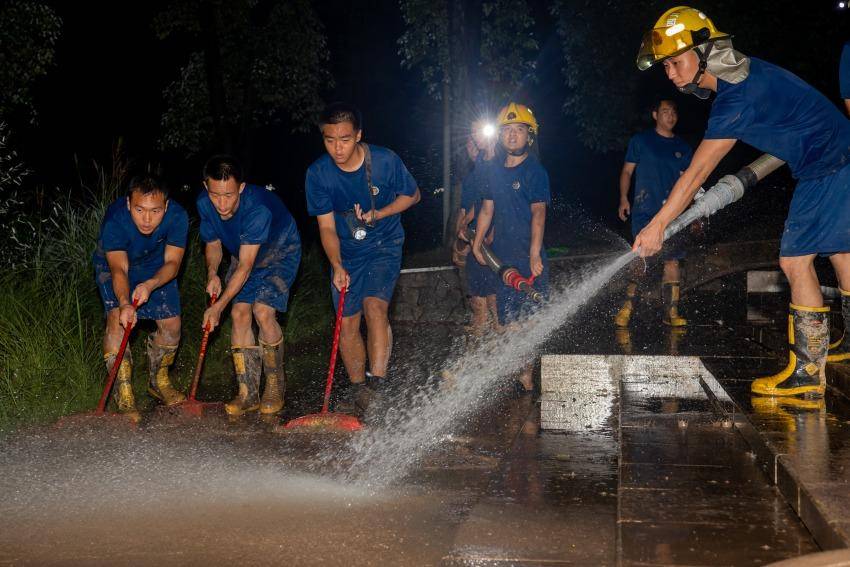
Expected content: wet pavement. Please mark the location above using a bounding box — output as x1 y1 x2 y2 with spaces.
0 272 841 565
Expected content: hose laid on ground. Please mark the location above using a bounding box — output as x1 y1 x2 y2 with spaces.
663 153 785 241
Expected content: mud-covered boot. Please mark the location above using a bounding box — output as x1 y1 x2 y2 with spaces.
146 337 185 406
225 345 262 416
105 350 140 422
751 304 828 398
335 380 369 415
662 281 687 327
259 337 285 415
827 288 850 363
614 281 637 327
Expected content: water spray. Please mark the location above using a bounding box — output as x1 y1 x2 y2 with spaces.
465 227 543 302
663 153 785 240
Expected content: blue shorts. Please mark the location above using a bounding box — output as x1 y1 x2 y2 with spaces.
781 163 850 257
95 264 181 320
632 216 685 261
332 237 403 317
496 259 550 326
227 227 301 312
466 255 500 297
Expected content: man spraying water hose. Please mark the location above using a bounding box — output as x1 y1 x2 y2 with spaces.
634 6 850 398
472 102 550 393
93 175 189 421
199 155 302 416
306 103 421 415
616 99 694 329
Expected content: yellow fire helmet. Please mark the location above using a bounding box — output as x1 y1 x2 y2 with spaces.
497 102 539 136
636 6 730 71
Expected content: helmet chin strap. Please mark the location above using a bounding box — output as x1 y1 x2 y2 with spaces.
679 43 713 100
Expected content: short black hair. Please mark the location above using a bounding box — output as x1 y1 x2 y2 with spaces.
652 99 677 113
203 154 244 184
126 174 168 200
318 102 362 132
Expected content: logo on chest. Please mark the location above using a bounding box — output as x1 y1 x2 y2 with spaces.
674 151 682 159
512 180 521 191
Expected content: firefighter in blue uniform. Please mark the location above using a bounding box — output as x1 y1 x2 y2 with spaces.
472 102 550 393
616 99 693 328
634 6 850 398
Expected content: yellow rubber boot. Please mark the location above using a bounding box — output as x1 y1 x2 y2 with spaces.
751 304 828 397
146 337 186 406
614 281 638 327
662 281 687 327
827 288 850 363
225 345 261 416
259 337 285 415
104 351 141 422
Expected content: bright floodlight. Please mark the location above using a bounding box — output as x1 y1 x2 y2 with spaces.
840 1 847 8
482 123 496 138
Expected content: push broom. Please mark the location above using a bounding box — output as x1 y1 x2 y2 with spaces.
281 285 363 432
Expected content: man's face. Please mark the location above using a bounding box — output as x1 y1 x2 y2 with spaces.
500 123 530 155
205 178 245 220
127 191 168 236
663 50 701 89
322 121 362 165
653 101 678 130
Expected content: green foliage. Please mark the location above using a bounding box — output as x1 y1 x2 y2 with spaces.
155 0 333 154
398 0 538 101
0 1 62 121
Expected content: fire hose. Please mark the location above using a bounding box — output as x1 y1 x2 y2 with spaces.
465 226 543 303
663 153 785 240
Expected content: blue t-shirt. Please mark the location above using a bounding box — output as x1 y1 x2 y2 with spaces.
305 144 418 255
625 129 692 227
482 154 551 265
197 184 298 257
840 41 850 100
93 198 188 279
705 58 850 180
461 155 494 214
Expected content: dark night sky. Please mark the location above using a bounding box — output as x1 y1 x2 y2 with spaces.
15 1 850 252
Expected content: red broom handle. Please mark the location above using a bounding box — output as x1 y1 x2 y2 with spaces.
321 286 347 414
189 293 217 402
97 298 139 414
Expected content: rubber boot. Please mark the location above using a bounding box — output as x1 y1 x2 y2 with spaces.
335 380 368 415
751 304 828 397
615 328 633 354
146 337 185 406
827 288 850 363
105 350 140 422
259 337 285 415
225 346 261 416
614 281 637 327
662 281 687 327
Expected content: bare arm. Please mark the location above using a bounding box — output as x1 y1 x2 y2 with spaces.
355 188 422 223
618 162 636 221
106 250 134 328
529 202 546 276
471 199 494 266
455 206 474 241
845 99 850 117
204 240 224 298
203 243 260 331
317 212 350 292
633 138 737 256
133 244 185 306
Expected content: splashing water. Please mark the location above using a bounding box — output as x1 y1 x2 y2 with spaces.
345 249 637 486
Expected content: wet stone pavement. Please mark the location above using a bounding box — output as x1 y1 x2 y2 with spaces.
0 279 839 565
